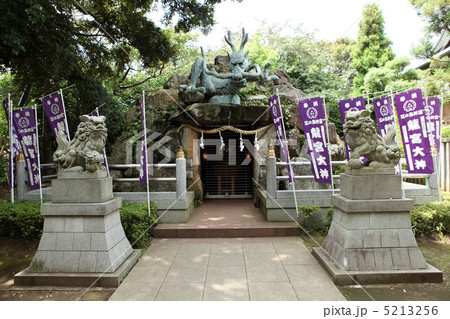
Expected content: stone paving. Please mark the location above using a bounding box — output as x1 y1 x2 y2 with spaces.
109 237 346 301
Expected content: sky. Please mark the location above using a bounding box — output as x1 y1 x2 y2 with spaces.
152 0 427 61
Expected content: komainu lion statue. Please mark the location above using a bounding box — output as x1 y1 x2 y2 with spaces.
53 115 107 173
343 110 401 169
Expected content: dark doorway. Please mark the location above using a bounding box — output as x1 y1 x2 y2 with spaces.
200 130 253 199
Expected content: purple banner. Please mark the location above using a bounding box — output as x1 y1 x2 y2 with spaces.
424 98 441 155
269 95 295 183
338 97 366 161
12 108 41 190
42 92 70 141
373 96 401 174
394 89 434 174
3 98 21 189
298 98 332 184
91 109 109 173
139 97 148 184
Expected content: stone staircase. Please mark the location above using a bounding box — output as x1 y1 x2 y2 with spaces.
153 199 300 238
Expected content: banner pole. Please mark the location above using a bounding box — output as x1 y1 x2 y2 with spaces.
322 93 335 194
142 91 151 216
438 94 444 200
34 105 43 203
8 94 14 203
95 107 110 177
60 89 70 141
390 89 406 199
275 89 299 219
422 84 441 201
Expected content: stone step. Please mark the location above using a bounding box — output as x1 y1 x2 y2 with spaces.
153 223 300 238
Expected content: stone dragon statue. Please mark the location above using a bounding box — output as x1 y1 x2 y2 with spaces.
179 28 278 104
53 115 107 173
343 110 401 169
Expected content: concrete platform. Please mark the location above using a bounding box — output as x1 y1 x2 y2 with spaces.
109 237 346 301
14 250 141 288
312 247 443 285
153 199 300 238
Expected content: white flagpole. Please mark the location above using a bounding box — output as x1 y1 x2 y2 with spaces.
34 105 43 203
60 89 70 141
142 91 151 216
95 107 110 177
275 89 299 219
390 89 406 199
422 84 441 201
8 94 14 203
322 94 335 194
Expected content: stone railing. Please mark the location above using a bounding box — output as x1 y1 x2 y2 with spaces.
18 152 188 201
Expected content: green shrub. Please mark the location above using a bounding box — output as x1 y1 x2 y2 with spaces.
0 201 43 239
119 201 158 248
321 207 334 231
0 200 159 248
411 200 450 238
442 126 450 138
298 205 321 230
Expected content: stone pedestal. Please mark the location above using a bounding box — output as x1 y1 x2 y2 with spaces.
313 168 443 285
15 171 140 287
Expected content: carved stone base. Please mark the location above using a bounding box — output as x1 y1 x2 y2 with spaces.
15 173 136 287
28 198 132 273
315 170 443 284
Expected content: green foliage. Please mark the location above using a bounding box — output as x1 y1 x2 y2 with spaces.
298 205 333 232
363 57 419 93
0 201 43 240
409 0 449 35
321 207 334 232
119 201 158 248
298 205 321 229
0 0 232 148
442 126 450 138
411 198 450 238
334 165 346 175
0 200 159 248
242 24 355 96
351 3 395 95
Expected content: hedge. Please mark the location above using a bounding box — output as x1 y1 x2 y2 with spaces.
411 199 450 237
0 200 158 248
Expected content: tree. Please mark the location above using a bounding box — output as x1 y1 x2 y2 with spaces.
0 0 239 142
409 0 449 99
351 3 395 95
363 57 420 93
409 0 449 34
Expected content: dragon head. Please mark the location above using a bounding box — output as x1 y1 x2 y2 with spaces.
224 28 250 74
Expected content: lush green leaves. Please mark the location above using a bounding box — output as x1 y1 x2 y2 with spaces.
120 201 158 248
0 200 158 247
411 197 450 237
409 0 449 35
0 201 43 239
351 3 395 95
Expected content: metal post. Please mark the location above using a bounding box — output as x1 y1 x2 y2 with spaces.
142 91 151 215
60 89 70 141
322 94 335 194
422 84 441 201
34 105 43 203
176 146 187 200
9 94 14 203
